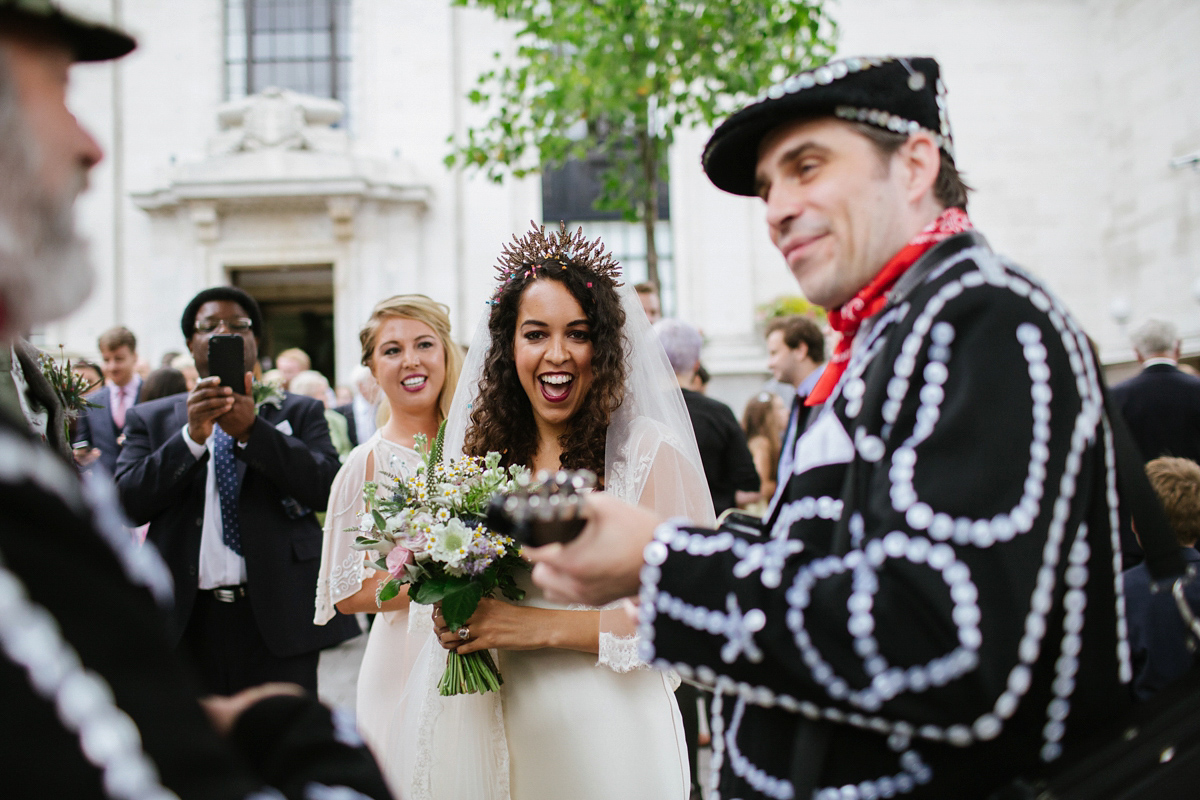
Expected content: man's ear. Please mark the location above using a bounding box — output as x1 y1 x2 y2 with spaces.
897 132 940 205
794 342 809 362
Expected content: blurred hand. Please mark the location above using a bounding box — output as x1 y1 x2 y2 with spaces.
73 447 101 467
200 682 306 736
526 493 660 607
186 376 233 444
215 373 256 443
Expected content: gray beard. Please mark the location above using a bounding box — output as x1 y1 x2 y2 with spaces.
0 90 95 337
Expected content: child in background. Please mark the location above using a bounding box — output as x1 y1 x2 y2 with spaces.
1122 456 1200 699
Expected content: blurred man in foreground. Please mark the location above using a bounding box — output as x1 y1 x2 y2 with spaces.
0 3 390 797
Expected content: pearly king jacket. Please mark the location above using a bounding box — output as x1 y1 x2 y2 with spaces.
636 231 1131 800
0 413 394 800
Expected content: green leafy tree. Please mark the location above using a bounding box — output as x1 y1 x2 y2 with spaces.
446 0 836 288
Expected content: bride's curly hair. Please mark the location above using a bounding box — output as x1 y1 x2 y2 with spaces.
464 223 626 477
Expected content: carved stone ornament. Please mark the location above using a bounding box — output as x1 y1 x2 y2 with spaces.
131 88 430 244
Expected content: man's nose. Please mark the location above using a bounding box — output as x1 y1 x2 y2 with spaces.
764 185 799 236
75 115 103 171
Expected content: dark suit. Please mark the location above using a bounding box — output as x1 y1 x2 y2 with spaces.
0 411 393 800
1110 362 1200 465
74 384 129 475
115 391 358 692
334 402 358 448
1123 546 1200 700
681 388 760 517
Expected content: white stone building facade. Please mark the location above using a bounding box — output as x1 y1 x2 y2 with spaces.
43 0 1200 413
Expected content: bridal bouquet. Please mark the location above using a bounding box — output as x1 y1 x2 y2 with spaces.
352 421 529 695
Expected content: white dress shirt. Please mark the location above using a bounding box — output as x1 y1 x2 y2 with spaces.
352 393 378 442
182 423 247 588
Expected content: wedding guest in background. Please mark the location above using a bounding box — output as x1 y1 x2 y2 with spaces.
656 317 760 517
335 384 353 406
72 357 103 391
136 355 153 380
337 363 381 448
171 352 200 390
635 280 662 323
315 294 462 787
765 314 825 476
1110 319 1200 466
139 366 188 404
75 325 141 474
291 368 353 461
1123 456 1200 699
68 358 104 466
0 4 392 796
691 361 711 394
261 367 285 388
116 286 358 695
275 346 311 389
742 390 789 508
160 349 181 368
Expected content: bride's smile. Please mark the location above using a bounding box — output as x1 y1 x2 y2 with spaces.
513 280 595 434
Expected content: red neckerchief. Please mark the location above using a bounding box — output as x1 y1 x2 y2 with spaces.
805 207 973 406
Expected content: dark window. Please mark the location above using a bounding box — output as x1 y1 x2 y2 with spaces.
225 0 350 104
542 150 675 311
541 153 670 223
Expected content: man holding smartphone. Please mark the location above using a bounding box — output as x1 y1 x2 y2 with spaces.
116 286 359 694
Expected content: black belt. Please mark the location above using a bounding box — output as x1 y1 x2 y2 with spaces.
202 585 247 603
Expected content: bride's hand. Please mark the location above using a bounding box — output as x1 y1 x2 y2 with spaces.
432 598 546 654
432 599 600 655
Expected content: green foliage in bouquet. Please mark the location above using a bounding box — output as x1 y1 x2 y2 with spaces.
351 420 531 694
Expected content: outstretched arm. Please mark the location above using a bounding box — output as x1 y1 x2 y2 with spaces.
237 395 341 510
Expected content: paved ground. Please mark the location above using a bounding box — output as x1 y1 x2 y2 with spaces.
317 619 368 711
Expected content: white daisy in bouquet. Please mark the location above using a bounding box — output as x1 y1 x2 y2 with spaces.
352 421 529 695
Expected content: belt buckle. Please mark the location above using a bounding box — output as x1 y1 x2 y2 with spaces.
213 587 237 603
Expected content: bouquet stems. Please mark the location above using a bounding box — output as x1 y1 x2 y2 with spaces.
438 649 504 696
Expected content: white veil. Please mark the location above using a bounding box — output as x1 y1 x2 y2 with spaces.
444 279 716 526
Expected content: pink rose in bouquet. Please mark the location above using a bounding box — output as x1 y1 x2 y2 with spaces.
385 546 414 579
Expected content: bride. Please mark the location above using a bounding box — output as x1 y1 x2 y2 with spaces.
394 223 715 800
313 294 463 769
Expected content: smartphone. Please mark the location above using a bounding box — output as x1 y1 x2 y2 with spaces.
207 334 247 395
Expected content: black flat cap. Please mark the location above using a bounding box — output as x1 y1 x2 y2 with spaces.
702 56 953 197
0 0 136 62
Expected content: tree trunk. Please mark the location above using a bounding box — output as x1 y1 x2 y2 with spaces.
639 127 660 290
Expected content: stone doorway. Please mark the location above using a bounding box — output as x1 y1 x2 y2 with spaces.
231 264 336 383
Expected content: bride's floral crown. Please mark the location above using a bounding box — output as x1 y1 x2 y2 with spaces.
489 221 623 305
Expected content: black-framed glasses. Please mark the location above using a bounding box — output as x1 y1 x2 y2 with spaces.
195 318 254 335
